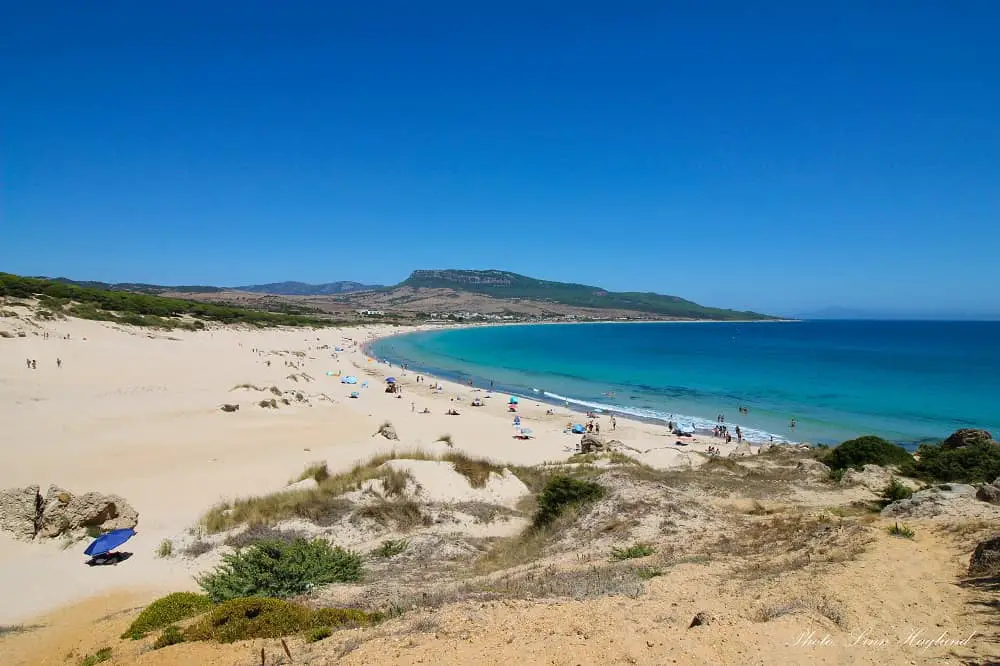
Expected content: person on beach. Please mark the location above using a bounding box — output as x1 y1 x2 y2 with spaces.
736 425 742 443
610 415 616 431
31 360 37 370
411 402 415 412
595 422 600 435
26 358 31 369
56 358 62 368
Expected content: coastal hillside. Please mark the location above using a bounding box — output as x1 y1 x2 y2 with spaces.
386 269 775 320
234 280 382 296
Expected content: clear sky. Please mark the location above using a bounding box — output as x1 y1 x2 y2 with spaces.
2 1 998 316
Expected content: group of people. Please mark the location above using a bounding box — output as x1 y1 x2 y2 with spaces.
712 423 743 444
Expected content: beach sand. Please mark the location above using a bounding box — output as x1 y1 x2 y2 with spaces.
2 311 993 665
0 312 738 624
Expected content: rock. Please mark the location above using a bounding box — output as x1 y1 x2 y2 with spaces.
942 429 995 450
376 423 399 441
882 484 981 519
220 403 239 412
38 485 138 538
969 534 1000 577
285 477 319 492
580 434 607 454
688 612 713 628
0 485 41 540
975 483 1000 505
796 459 830 479
841 465 895 492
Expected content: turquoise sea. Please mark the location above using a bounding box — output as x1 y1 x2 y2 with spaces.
369 321 1000 446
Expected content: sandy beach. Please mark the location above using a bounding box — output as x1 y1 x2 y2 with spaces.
0 311 737 625
2 309 996 666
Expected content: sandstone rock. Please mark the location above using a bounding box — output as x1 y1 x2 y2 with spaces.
841 465 896 492
796 459 831 479
975 483 1000 505
580 434 607 454
38 485 138 538
969 534 1000 577
882 484 981 520
942 429 995 450
0 485 41 540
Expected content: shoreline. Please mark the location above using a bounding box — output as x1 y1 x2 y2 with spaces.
363 325 790 447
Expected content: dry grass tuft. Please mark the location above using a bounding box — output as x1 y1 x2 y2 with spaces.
352 500 430 531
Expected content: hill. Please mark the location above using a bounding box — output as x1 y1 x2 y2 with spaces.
46 277 223 295
398 269 775 320
234 281 381 296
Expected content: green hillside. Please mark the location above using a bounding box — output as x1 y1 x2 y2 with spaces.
400 270 775 320
0 273 335 329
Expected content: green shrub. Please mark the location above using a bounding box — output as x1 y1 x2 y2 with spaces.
823 436 914 471
610 543 656 561
372 539 409 558
881 478 913 503
533 475 605 528
157 539 173 558
887 522 915 539
79 648 112 665
636 567 664 579
306 626 333 642
121 592 213 639
195 539 363 602
911 441 1000 483
153 625 186 649
183 597 378 643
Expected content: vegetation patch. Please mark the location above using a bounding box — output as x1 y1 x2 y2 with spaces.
122 592 213 639
372 539 409 558
910 440 1000 483
353 500 429 531
196 539 363 602
153 625 186 649
156 539 173 558
533 475 605 528
823 436 914 471
610 542 656 561
306 626 333 642
183 597 378 643
887 522 915 539
295 462 331 484
79 648 113 666
881 478 913 504
754 598 846 627
223 525 309 550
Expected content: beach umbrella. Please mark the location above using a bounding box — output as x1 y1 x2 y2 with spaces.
508 396 519 404
386 377 396 384
350 391 360 399
83 528 136 557
571 424 586 434
343 376 358 384
520 427 534 437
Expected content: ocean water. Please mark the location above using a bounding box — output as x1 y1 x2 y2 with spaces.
369 321 1000 446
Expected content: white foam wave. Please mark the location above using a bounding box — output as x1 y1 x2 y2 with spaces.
542 392 787 444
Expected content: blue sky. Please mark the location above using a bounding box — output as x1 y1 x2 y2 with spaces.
2 1 998 316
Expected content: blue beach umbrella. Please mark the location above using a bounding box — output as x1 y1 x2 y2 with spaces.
571 424 586 434
343 376 358 385
386 377 396 384
84 528 136 557
508 396 519 404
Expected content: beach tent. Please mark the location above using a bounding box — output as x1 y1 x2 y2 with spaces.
508 396 519 405
342 376 358 385
571 424 586 434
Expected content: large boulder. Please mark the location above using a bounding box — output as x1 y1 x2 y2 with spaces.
841 465 901 492
882 484 980 519
0 485 41 540
37 485 139 538
580 434 607 454
942 429 995 450
969 534 1000 577
796 459 831 480
977 477 1000 504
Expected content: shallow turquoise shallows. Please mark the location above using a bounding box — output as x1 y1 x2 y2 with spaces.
370 321 1000 446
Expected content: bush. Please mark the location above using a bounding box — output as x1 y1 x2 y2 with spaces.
157 539 173 558
823 436 914 471
533 475 605 528
196 539 363 602
153 626 186 649
183 597 378 643
911 441 1000 483
372 539 409 558
79 648 112 666
887 522 915 539
610 543 655 561
306 626 333 642
881 478 913 503
121 592 213 639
